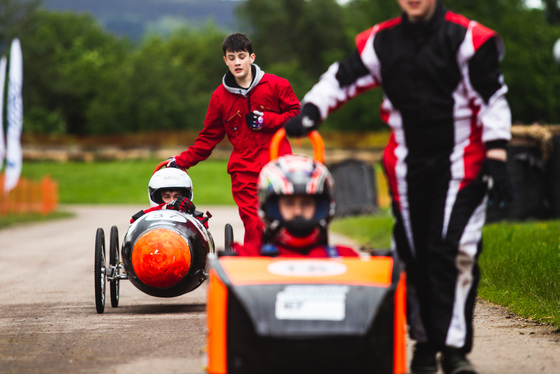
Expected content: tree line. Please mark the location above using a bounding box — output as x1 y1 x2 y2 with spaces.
2 0 560 136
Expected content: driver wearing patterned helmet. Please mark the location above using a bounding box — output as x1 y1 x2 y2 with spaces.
233 154 358 257
130 167 208 226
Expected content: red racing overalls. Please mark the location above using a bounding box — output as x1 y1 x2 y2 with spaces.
175 64 300 248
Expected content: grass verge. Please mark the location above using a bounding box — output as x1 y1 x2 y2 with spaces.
21 159 235 205
331 210 393 249
331 215 560 328
479 220 560 327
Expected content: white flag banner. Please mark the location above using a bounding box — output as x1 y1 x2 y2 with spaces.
5 38 23 193
0 56 6 171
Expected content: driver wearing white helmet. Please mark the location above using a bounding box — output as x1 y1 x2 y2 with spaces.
130 167 209 227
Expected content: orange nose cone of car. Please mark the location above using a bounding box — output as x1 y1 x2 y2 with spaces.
132 228 191 288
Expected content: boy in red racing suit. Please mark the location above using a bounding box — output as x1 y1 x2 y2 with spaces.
130 167 209 228
167 33 300 252
233 154 359 258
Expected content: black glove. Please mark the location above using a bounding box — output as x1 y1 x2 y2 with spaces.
284 103 321 137
486 158 514 208
246 110 264 130
166 156 178 168
167 196 196 214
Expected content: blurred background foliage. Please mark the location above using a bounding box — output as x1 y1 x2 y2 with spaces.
1 0 560 137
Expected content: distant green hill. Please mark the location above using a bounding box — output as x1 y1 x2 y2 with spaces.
41 0 242 39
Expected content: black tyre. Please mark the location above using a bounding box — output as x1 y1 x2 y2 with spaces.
224 223 234 254
94 228 106 314
109 225 120 308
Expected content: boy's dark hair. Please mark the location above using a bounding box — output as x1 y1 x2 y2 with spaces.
161 188 182 194
222 33 253 55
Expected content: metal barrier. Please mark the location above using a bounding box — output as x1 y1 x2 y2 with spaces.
0 174 58 215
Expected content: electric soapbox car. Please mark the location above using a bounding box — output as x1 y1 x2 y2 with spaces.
205 129 408 374
93 162 215 314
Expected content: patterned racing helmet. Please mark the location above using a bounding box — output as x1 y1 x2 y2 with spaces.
148 167 193 207
258 154 335 249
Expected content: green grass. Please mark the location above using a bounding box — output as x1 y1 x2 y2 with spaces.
331 209 393 249
479 220 560 327
331 215 560 328
21 159 235 205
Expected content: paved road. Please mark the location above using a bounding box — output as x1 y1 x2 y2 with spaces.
0 205 558 373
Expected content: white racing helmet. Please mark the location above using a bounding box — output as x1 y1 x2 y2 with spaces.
258 154 335 249
148 167 193 207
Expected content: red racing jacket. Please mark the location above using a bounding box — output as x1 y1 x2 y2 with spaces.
175 64 300 174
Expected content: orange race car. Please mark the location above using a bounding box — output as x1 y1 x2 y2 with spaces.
205 130 407 374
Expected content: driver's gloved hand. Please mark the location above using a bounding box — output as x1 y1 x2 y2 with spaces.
166 196 196 214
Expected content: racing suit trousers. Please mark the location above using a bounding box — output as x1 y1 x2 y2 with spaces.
230 170 264 253
389 157 488 353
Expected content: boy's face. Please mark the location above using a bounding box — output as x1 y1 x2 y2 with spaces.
161 189 183 204
278 195 316 221
223 49 255 84
398 0 437 22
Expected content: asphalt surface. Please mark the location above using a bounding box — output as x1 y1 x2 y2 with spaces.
0 205 558 374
